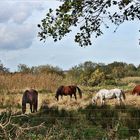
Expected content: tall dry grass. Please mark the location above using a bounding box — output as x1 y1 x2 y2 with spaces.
0 73 64 94
121 77 140 85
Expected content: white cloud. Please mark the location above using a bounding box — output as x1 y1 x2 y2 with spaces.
0 23 36 50
0 2 14 23
0 1 62 51
0 1 45 24
0 1 48 50
0 1 139 72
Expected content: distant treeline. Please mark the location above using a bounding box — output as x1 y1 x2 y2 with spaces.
1 61 140 86
66 61 140 86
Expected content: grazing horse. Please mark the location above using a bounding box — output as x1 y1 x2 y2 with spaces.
55 85 82 101
132 85 140 95
92 88 125 105
22 89 38 114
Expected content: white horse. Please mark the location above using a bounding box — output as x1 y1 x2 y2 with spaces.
92 88 126 105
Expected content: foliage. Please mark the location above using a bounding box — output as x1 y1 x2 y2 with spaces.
0 60 9 74
18 64 31 74
38 0 140 46
1 61 140 92
88 69 106 86
66 61 140 86
66 61 96 85
0 111 45 140
0 104 140 139
18 64 64 76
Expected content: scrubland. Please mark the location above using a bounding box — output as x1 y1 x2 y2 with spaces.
0 73 140 139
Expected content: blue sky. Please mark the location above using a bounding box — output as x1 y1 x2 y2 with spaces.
0 0 139 72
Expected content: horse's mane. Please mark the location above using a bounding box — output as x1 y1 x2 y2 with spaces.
56 85 64 93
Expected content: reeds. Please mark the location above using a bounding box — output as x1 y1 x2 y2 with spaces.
0 73 63 94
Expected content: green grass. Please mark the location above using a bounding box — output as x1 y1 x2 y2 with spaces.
1 103 140 140
0 84 140 139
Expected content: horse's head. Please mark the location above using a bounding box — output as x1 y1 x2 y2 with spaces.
92 97 97 104
22 90 29 114
55 86 63 101
55 93 59 101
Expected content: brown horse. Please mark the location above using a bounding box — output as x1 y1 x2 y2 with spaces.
22 89 38 114
132 85 140 95
55 85 82 101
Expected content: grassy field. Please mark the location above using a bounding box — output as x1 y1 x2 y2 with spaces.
1 85 140 112
0 74 140 139
0 87 140 139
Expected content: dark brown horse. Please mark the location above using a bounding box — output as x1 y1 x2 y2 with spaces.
132 85 140 95
55 85 82 101
22 89 38 114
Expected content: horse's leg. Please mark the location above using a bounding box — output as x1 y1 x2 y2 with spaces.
61 95 63 100
35 103 38 112
102 99 105 106
70 94 72 101
33 104 36 112
100 98 103 106
32 104 35 113
35 99 38 112
117 98 121 105
30 103 33 113
57 95 59 101
33 102 37 113
120 96 125 105
74 93 77 100
22 103 26 114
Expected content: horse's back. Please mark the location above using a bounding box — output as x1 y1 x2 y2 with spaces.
23 89 38 103
30 89 38 102
110 88 122 93
64 85 76 95
96 89 109 98
97 88 123 99
30 89 38 95
98 89 109 95
110 88 125 99
57 85 76 95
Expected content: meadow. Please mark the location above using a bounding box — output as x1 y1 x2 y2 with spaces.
0 69 140 139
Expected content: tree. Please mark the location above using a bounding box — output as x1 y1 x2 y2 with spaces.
0 110 45 140
66 61 97 85
0 61 9 74
17 64 64 76
88 69 105 86
17 64 31 73
33 65 64 76
125 63 137 76
66 65 83 83
38 0 140 47
112 66 125 78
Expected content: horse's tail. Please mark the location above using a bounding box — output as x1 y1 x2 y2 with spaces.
121 90 126 100
76 86 82 98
